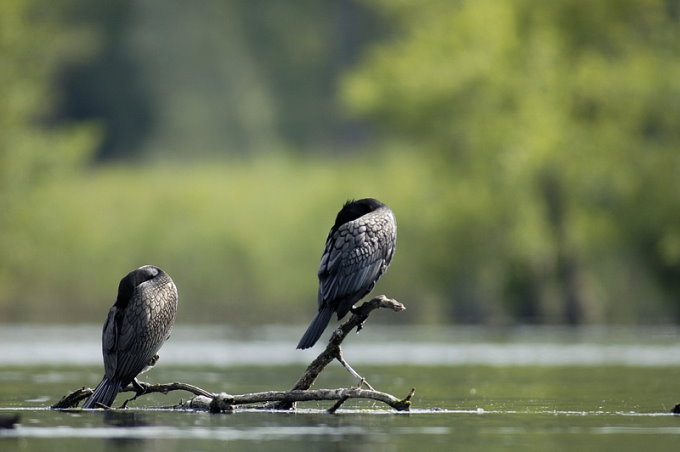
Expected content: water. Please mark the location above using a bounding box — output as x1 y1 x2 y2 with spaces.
2 325 680 451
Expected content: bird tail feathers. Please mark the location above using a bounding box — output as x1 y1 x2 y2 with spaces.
82 377 122 409
297 306 333 349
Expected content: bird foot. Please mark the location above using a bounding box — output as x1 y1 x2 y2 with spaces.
120 379 148 408
349 306 368 333
132 379 148 395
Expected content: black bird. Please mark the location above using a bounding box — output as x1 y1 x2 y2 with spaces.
0 413 19 429
297 198 397 349
83 265 178 409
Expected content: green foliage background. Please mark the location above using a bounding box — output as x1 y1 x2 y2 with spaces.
1 0 679 325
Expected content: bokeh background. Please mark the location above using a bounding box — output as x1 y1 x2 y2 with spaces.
1 0 679 327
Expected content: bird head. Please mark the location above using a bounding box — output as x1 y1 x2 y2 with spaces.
114 265 162 309
332 198 386 231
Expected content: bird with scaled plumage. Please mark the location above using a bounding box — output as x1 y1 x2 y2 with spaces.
297 198 397 350
83 265 178 409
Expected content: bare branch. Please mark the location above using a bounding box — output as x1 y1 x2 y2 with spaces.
125 381 214 398
269 295 405 409
180 387 415 412
51 295 413 413
51 387 93 409
50 382 214 409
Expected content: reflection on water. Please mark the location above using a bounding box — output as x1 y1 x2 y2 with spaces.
102 410 150 450
3 423 452 440
103 410 149 428
2 406 680 451
1 324 680 367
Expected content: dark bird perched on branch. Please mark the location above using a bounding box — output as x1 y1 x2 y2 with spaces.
83 265 178 409
297 198 397 350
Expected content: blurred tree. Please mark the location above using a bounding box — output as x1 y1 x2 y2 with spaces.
234 0 386 151
344 0 680 323
52 0 152 161
50 0 386 160
0 0 100 318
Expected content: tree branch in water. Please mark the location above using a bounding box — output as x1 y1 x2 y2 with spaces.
268 295 406 410
51 295 412 412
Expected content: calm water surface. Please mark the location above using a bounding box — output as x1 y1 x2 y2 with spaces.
2 325 680 451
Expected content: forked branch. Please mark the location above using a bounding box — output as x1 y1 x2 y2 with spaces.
51 295 412 412
268 295 405 409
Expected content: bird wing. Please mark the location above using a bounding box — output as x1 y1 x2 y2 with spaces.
101 306 119 378
317 210 396 307
108 287 156 384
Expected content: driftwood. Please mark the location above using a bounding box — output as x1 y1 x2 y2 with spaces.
177 387 415 413
50 382 213 410
267 294 407 410
51 295 414 412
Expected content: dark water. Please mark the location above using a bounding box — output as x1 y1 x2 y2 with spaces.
2 325 680 451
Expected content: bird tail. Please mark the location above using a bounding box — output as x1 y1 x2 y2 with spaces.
82 377 122 409
297 306 334 349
